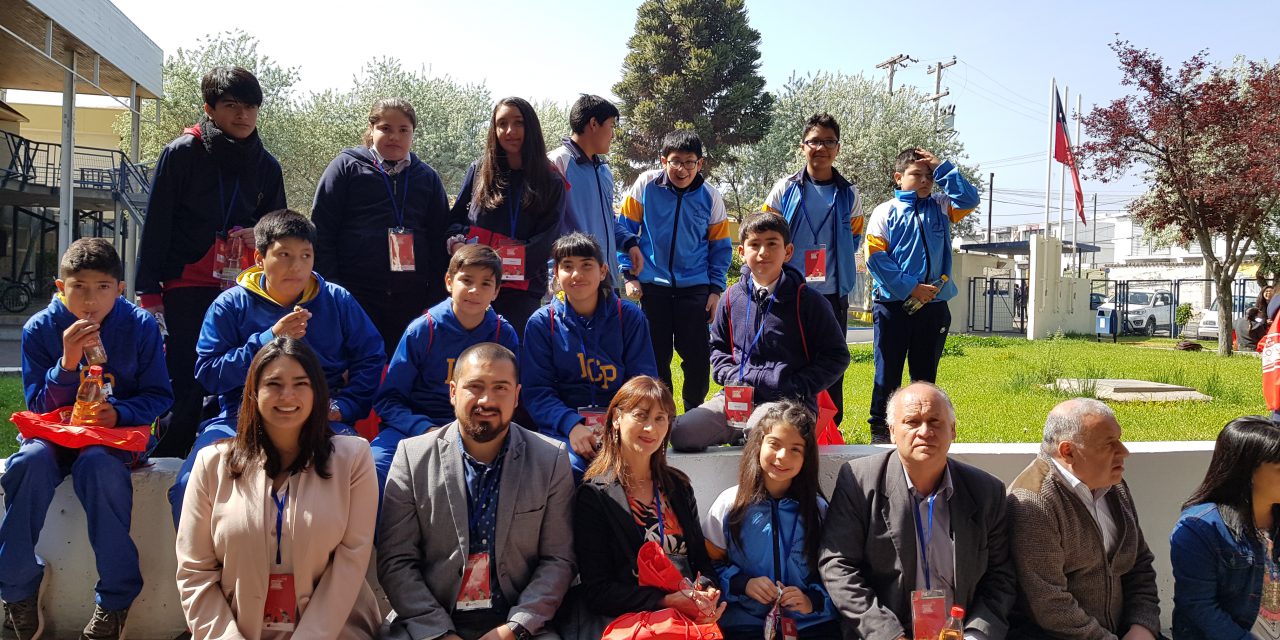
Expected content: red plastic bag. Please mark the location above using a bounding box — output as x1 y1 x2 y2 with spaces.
1263 312 1280 411
815 390 844 445
602 608 723 640
11 408 151 452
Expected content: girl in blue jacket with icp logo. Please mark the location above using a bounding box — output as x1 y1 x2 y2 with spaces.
703 400 839 640
519 232 658 480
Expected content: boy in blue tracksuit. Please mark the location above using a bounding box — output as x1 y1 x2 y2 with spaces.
167 209 385 525
521 233 658 479
371 244 520 488
761 113 864 427
2 239 172 637
548 94 644 285
618 131 732 411
671 214 849 452
864 148 979 443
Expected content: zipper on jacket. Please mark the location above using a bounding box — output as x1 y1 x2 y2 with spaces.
914 206 933 282
668 191 685 288
595 165 613 259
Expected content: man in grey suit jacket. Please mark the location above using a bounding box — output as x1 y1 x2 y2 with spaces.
378 343 576 640
819 382 1016 640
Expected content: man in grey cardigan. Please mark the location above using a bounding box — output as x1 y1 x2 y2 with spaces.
1007 398 1160 640
378 343 576 640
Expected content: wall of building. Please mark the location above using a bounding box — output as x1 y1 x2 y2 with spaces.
12 102 124 150
1028 235 1095 338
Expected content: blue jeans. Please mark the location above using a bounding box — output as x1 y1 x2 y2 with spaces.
168 417 357 527
0 438 141 609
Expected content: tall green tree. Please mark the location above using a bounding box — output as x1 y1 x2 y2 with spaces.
721 72 978 234
612 0 772 184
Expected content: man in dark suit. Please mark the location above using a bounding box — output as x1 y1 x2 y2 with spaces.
819 381 1015 640
378 343 576 640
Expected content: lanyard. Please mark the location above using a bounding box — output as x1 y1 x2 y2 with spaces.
567 296 623 405
797 183 838 242
738 289 775 383
375 161 410 229
912 493 938 590
466 452 503 537
770 499 801 585
271 485 289 566
217 172 242 234
507 178 523 238
653 481 665 543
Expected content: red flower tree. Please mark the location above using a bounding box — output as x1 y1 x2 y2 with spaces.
1080 40 1280 355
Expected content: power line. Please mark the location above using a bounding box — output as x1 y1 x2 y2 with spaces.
875 53 917 95
957 58 1044 111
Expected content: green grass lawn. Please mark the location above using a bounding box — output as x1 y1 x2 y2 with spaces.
0 333 1264 458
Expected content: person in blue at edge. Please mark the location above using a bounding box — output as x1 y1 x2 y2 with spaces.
167 209 385 527
371 243 520 491
519 232 658 480
2 239 172 639
864 147 979 444
1171 415 1280 639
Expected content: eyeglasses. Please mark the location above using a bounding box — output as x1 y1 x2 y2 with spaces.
665 159 700 170
802 139 840 149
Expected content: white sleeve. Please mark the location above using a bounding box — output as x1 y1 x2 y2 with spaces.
701 486 739 550
762 178 789 213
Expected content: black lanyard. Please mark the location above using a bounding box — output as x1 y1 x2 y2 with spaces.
217 172 241 234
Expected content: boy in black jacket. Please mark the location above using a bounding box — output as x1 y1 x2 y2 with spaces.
135 66 286 457
670 213 849 451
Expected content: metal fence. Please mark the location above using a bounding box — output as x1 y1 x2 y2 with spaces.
966 277 1029 334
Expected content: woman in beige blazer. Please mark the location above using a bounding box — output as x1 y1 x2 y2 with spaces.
176 337 381 639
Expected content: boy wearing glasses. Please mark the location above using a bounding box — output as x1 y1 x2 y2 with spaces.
618 130 732 412
761 113 864 427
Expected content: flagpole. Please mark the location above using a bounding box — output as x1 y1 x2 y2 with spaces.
1059 86 1068 240
1045 77 1055 236
1073 92 1082 275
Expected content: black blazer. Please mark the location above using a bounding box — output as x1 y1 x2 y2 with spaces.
572 470 719 617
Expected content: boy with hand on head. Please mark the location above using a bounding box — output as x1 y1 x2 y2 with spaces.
371 243 520 489
671 213 849 452
618 130 732 411
548 94 644 284
167 209 385 526
2 238 172 640
761 113 864 426
136 65 287 458
864 148 979 444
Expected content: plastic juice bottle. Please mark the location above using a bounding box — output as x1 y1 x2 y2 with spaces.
70 365 108 426
84 335 107 365
938 605 964 640
904 274 949 315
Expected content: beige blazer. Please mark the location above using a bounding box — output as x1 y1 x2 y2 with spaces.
176 435 381 640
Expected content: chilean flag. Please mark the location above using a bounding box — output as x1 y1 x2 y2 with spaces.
1054 89 1087 225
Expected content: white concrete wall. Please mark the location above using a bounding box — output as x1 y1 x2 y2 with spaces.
949 252 1007 335
1 444 1210 637
1028 236 1096 339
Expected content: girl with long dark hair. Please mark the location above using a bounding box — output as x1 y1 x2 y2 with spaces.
311 97 451 358
570 376 724 633
446 97 566 335
702 401 839 640
176 338 380 638
1171 415 1280 639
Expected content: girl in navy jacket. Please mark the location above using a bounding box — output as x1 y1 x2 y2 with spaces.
519 233 657 478
703 400 838 640
311 98 450 357
447 97 566 335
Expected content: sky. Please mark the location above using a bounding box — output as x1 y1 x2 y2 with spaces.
8 0 1276 230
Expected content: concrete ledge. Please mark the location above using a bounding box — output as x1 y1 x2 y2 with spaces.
1 443 1211 637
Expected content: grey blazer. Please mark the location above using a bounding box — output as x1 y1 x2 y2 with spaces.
377 422 577 640
818 451 1016 640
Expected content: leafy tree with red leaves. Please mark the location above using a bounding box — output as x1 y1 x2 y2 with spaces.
1080 40 1280 355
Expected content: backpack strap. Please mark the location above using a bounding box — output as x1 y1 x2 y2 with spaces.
796 283 811 363
425 312 435 354
725 286 737 364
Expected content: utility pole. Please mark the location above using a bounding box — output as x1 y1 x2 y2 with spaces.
927 57 957 125
987 172 994 244
876 53 916 95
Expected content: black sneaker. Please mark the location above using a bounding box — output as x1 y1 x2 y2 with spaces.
2 565 47 640
80 605 128 640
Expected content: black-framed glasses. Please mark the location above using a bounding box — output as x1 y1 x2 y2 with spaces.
665 159 700 170
802 138 840 149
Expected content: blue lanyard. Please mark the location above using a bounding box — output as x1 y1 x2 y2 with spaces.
572 315 598 407
653 481 665 543
466 455 503 537
737 289 774 383
217 172 242 234
375 161 410 229
771 500 801 585
797 183 838 242
271 485 289 566
507 178 523 238
912 493 937 590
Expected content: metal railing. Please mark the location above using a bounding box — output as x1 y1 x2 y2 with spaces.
0 130 151 208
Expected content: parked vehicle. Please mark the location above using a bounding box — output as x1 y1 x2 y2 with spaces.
1193 295 1250 340
1099 289 1174 336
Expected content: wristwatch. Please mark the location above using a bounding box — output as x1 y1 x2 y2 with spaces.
506 621 531 640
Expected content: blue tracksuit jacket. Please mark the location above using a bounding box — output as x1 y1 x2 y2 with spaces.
618 169 732 292
549 138 637 285
762 167 865 298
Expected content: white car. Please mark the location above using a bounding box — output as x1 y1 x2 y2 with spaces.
1193 296 1249 340
1098 290 1174 336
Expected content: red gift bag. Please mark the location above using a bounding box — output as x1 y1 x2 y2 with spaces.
11 408 151 452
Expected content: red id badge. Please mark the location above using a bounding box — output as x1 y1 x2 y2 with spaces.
910 589 947 640
388 228 417 272
804 246 827 283
212 236 243 287
498 242 526 282
724 385 754 425
579 406 606 437
455 552 493 611
263 573 298 631
779 615 798 640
